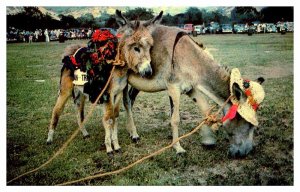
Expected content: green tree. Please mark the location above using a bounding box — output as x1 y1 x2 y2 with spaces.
162 13 176 26
77 13 96 28
7 6 60 31
231 6 259 23
123 7 154 20
184 7 203 24
260 7 293 23
59 14 79 29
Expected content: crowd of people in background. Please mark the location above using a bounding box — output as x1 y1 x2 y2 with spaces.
7 27 93 43
7 19 294 44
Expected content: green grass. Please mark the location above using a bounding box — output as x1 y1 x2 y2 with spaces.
7 33 293 185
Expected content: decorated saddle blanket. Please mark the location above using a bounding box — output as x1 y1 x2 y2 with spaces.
61 29 118 103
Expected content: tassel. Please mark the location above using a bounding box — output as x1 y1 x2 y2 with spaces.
222 104 238 122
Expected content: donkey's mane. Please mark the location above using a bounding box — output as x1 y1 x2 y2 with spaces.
216 65 231 81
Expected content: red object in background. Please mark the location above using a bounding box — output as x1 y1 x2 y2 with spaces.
183 23 194 33
92 29 115 42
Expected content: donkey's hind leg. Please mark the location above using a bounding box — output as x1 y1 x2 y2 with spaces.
47 69 73 144
124 85 140 142
74 90 89 138
168 84 186 154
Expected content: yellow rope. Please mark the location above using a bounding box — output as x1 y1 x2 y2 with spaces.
58 97 232 186
58 119 208 185
7 43 232 185
7 65 116 184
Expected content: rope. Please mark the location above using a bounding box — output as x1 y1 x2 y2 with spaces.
7 34 130 185
7 65 118 185
58 96 232 186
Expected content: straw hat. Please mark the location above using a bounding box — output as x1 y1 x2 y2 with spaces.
229 68 265 126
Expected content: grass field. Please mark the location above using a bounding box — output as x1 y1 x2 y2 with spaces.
7 33 294 185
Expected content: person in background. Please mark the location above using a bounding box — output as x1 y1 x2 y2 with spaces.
44 29 50 42
28 33 33 44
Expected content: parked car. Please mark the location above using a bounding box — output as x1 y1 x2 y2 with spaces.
220 24 233 33
205 22 221 34
285 22 294 32
233 24 246 33
183 24 194 34
246 25 256 36
266 23 277 33
193 25 205 35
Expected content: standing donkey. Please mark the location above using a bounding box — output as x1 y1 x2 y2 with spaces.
122 24 265 157
47 10 163 156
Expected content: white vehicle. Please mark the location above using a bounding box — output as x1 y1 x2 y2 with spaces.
193 25 204 35
285 22 294 32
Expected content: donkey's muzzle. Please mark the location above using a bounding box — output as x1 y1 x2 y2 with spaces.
229 139 253 158
138 62 152 78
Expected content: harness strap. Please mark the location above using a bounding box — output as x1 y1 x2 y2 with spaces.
171 31 188 70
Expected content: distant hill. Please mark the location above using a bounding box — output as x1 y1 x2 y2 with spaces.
6 6 263 19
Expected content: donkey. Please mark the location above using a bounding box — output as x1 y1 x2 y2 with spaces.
122 25 265 157
46 10 163 156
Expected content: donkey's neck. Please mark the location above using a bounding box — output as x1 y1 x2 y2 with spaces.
204 62 230 100
188 40 231 102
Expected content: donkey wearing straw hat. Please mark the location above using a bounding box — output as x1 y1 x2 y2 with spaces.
47 10 163 156
123 24 265 157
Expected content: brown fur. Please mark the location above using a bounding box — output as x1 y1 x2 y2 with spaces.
47 11 163 155
125 24 262 156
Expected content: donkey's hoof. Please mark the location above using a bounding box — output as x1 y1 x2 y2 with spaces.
176 148 186 155
176 150 187 157
83 134 90 139
201 137 216 147
131 137 140 143
107 151 114 159
115 149 122 154
176 151 187 157
46 141 52 145
202 143 216 149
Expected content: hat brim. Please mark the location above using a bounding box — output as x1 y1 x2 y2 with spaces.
237 102 258 126
230 68 259 126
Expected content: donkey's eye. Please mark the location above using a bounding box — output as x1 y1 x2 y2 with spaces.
134 47 140 52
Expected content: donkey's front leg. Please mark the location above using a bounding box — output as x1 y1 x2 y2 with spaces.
102 91 122 156
168 84 186 154
111 92 123 152
102 100 114 155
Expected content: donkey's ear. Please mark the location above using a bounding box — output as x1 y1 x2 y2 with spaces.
256 77 265 84
143 11 163 27
115 9 130 27
232 83 247 102
133 20 140 30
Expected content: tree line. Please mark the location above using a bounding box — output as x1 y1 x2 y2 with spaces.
7 6 293 31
